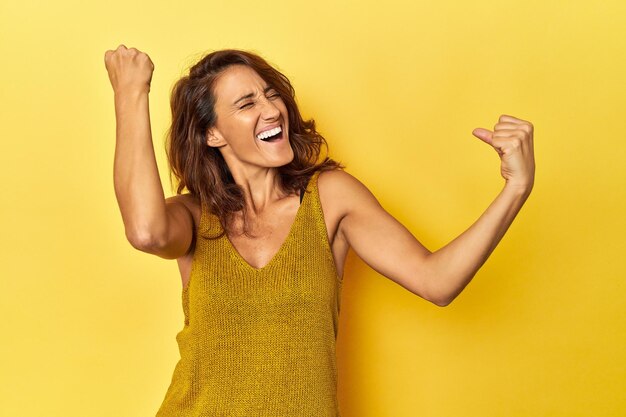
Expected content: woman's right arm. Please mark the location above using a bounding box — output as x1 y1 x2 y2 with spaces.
105 44 193 259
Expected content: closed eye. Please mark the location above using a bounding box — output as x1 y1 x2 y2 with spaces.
239 93 281 109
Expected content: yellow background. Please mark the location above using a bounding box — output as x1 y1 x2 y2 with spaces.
1 0 624 415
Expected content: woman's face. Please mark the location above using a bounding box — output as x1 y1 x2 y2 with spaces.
207 64 293 171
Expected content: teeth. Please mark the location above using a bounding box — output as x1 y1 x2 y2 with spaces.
256 125 282 140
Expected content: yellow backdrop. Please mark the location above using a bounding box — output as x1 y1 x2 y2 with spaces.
1 0 624 416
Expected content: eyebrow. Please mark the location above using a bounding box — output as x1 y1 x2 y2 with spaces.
232 86 275 106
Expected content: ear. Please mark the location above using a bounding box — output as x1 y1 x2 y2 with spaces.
206 129 226 148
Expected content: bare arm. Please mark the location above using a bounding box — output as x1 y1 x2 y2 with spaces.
338 174 530 307
326 170 438 304
105 44 193 259
336 114 535 307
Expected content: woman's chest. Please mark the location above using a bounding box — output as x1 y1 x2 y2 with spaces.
176 188 348 288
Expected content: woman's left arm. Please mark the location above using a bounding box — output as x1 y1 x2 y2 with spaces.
335 114 535 307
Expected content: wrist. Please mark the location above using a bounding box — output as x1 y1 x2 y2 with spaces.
114 87 149 101
504 181 533 198
114 88 149 108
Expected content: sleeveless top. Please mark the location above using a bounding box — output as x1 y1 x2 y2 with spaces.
156 170 343 416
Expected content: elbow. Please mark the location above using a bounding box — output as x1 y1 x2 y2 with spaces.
126 229 163 252
432 285 463 307
428 278 454 307
421 255 451 307
433 294 453 307
429 290 450 307
422 284 450 307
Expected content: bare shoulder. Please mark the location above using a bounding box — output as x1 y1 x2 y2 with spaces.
317 169 381 217
317 168 383 247
317 168 375 193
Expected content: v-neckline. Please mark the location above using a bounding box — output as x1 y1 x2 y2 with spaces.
222 180 311 273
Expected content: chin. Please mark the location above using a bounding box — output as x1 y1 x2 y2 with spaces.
276 155 295 168
272 150 295 168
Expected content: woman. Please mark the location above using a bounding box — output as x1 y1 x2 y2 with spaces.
104 44 535 416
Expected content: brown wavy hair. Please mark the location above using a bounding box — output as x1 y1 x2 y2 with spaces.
164 49 344 239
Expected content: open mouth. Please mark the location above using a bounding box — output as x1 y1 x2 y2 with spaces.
257 125 284 143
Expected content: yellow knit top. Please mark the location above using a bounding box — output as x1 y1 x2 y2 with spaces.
156 170 343 416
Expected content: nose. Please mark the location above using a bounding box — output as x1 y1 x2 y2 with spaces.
260 96 281 120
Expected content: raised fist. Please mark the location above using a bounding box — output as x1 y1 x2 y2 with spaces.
472 114 535 194
104 44 154 95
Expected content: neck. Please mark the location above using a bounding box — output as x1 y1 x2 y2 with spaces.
226 163 286 215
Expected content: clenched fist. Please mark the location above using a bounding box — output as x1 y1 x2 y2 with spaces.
104 44 154 95
472 114 535 195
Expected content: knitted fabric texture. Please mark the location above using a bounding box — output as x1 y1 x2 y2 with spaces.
156 170 343 416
